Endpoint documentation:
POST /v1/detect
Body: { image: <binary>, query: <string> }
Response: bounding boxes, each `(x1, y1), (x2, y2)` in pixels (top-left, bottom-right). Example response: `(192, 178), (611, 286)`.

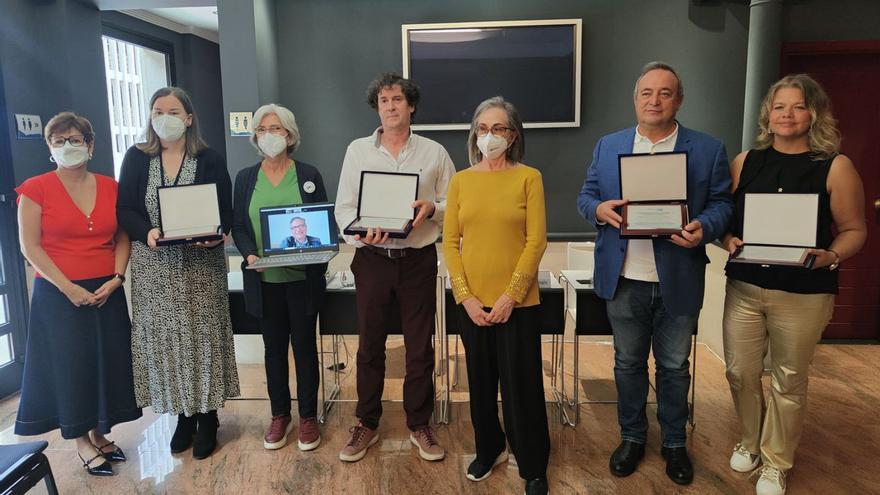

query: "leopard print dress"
(129, 154), (240, 416)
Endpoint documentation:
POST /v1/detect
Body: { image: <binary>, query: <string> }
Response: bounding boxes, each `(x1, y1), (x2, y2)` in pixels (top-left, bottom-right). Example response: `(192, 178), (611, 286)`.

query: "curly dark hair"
(365, 72), (420, 118)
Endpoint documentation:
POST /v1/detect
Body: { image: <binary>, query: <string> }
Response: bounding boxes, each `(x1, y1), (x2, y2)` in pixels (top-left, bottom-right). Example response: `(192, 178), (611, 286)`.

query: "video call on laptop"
(247, 202), (339, 269)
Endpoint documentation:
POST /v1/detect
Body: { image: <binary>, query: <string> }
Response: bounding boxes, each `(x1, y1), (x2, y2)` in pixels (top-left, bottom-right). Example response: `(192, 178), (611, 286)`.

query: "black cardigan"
(231, 160), (328, 318)
(117, 146), (233, 243)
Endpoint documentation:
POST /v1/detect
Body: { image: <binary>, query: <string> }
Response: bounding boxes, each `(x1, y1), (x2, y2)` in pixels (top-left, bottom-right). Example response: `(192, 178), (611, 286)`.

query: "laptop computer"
(247, 202), (339, 269)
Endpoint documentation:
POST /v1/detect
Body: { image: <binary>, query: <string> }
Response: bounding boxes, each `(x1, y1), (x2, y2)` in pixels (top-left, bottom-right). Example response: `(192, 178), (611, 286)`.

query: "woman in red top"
(15, 112), (141, 476)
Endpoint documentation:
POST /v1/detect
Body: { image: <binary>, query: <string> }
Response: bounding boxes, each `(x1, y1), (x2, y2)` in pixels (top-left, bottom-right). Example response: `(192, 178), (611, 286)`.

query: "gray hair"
(289, 216), (306, 226)
(251, 103), (301, 155)
(633, 61), (684, 99)
(466, 96), (525, 165)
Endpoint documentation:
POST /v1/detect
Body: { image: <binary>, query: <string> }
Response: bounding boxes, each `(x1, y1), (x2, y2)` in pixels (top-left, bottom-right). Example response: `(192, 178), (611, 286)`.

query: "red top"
(16, 171), (118, 281)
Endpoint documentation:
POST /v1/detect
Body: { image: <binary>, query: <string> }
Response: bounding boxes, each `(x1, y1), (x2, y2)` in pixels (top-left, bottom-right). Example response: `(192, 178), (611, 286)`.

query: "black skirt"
(15, 276), (142, 439)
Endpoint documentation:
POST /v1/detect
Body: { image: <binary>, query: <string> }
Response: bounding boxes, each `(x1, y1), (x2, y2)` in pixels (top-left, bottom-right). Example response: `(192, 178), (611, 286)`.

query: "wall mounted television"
(402, 19), (582, 131)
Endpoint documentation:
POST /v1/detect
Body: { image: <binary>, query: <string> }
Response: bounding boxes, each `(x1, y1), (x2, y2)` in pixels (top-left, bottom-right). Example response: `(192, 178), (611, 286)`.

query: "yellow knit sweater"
(442, 165), (547, 307)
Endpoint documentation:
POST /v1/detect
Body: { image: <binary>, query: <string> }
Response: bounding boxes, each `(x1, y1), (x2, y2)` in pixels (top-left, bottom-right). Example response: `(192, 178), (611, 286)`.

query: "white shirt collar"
(634, 122), (679, 146)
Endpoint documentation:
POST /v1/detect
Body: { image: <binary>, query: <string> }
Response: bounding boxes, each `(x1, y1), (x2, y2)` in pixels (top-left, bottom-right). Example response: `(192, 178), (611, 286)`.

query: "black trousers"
(259, 281), (319, 418)
(459, 304), (550, 480)
(351, 245), (437, 431)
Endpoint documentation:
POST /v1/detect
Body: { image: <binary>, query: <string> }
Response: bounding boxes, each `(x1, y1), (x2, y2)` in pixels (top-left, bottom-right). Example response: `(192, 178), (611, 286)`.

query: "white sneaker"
(730, 442), (761, 472)
(755, 466), (786, 495)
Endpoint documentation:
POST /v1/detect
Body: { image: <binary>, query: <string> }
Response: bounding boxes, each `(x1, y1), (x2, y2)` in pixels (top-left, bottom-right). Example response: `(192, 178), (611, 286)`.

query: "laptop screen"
(259, 202), (339, 255)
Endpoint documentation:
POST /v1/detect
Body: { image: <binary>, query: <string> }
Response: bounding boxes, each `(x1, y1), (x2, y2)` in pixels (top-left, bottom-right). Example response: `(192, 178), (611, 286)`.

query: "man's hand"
(411, 200), (435, 228)
(596, 199), (628, 229)
(670, 220), (703, 248)
(355, 227), (390, 245)
(246, 254), (265, 273)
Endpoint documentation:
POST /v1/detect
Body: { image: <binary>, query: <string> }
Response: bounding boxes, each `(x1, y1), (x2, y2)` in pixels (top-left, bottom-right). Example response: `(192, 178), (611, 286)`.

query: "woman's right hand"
(147, 228), (162, 250)
(63, 283), (97, 307)
(724, 235), (744, 255)
(246, 254), (265, 273)
(463, 297), (492, 327)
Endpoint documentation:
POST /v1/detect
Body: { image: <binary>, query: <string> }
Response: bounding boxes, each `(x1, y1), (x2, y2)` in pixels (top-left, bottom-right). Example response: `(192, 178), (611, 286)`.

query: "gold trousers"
(722, 279), (834, 471)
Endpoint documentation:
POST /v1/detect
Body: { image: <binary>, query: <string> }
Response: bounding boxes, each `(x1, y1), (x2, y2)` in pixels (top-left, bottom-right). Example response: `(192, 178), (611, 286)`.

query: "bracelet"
(113, 273), (126, 283)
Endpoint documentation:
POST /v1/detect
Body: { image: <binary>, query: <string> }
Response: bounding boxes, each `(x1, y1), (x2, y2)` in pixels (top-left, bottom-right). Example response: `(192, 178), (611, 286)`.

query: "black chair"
(0, 441), (58, 495)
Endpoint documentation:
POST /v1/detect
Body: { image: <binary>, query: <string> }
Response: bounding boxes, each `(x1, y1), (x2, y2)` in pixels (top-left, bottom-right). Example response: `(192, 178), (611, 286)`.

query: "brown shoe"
(263, 414), (293, 450)
(298, 417), (321, 451)
(338, 423), (379, 462)
(410, 425), (445, 461)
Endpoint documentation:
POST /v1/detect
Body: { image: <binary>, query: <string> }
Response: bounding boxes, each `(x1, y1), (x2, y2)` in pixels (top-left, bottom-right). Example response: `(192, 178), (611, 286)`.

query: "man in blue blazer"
(577, 62), (732, 485)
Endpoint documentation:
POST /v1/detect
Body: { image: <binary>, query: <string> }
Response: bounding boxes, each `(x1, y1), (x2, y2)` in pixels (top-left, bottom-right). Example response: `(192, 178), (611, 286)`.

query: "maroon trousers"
(350, 245), (437, 431)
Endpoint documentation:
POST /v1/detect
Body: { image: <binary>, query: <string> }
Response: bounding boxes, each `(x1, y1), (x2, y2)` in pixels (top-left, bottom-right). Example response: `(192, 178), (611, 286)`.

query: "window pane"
(0, 294), (8, 326)
(0, 334), (12, 366)
(103, 36), (169, 178)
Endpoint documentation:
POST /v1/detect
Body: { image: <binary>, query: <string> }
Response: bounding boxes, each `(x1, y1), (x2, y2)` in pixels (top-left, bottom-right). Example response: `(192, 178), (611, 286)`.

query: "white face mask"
(476, 132), (509, 160)
(151, 114), (187, 141)
(50, 143), (90, 168)
(257, 133), (288, 157)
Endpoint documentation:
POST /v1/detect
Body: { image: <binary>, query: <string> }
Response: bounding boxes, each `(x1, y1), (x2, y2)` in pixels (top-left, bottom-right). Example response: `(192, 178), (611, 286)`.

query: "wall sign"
(15, 114), (42, 140)
(229, 112), (253, 136)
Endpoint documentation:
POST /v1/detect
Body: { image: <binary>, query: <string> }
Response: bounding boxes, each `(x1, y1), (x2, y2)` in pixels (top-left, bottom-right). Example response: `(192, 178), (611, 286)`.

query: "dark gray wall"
(272, 0), (751, 236)
(1, 0), (113, 182)
(783, 0), (880, 42)
(0, 3), (225, 189)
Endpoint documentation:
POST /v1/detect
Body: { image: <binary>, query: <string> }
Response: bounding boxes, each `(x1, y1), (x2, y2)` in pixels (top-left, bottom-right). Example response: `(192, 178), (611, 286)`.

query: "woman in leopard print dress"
(117, 87), (239, 459)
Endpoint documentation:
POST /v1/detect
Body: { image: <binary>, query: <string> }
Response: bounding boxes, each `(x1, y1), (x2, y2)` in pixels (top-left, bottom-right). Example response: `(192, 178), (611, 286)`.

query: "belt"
(361, 244), (427, 259)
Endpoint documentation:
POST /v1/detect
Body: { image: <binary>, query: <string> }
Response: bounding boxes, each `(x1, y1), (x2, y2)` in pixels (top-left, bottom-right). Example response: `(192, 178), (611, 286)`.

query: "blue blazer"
(576, 125), (733, 316)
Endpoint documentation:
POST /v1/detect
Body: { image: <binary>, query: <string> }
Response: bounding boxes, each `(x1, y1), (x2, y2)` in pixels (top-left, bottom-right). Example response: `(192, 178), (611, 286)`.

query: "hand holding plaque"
(729, 193), (819, 267)
(618, 151), (689, 238)
(343, 171), (420, 239)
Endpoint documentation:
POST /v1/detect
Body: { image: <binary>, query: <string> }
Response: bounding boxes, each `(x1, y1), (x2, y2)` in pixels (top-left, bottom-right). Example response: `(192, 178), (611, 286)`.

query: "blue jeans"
(607, 277), (697, 448)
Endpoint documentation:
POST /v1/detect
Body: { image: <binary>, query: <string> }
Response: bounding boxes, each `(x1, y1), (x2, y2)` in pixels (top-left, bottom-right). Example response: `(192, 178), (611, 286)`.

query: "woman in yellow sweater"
(443, 96), (550, 495)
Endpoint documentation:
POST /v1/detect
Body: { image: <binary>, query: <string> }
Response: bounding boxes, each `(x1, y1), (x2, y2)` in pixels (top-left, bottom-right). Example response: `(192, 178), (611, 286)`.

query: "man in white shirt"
(577, 62), (733, 485)
(335, 73), (455, 464)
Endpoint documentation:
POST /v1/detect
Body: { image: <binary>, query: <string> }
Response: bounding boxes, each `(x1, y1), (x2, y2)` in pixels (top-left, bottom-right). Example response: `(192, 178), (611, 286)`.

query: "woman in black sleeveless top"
(719, 74), (866, 495)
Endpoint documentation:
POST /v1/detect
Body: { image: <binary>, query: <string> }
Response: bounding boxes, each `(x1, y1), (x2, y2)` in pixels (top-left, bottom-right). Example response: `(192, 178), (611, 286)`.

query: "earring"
(50, 155), (56, 163)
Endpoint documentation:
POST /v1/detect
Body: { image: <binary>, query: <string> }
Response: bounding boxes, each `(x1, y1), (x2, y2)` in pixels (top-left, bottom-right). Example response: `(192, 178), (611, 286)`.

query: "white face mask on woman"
(50, 142), (90, 168)
(151, 114), (187, 141)
(257, 133), (288, 157)
(476, 132), (509, 160)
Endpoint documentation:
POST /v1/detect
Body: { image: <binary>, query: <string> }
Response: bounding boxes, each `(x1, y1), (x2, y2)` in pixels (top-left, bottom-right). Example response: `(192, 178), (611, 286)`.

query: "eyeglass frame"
(254, 125), (289, 135)
(48, 135), (89, 148)
(476, 124), (515, 137)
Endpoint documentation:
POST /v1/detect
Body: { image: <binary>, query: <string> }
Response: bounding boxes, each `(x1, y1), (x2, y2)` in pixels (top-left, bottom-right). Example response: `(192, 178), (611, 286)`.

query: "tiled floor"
(1, 340), (877, 494)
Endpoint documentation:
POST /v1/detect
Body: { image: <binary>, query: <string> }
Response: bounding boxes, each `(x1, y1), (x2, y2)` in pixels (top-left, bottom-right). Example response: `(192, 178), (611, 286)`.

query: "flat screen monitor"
(402, 19), (582, 130)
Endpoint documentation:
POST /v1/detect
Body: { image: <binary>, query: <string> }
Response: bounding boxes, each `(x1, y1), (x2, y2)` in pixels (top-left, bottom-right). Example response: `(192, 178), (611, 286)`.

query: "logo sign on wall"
(15, 114), (42, 140)
(229, 112), (253, 137)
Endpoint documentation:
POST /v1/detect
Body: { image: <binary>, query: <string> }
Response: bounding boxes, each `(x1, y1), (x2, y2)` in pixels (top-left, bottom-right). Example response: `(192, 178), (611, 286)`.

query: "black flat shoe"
(78, 451), (114, 476)
(170, 413), (197, 453)
(609, 440), (645, 477)
(96, 441), (126, 462)
(661, 446), (694, 485)
(525, 477), (549, 495)
(193, 411), (219, 460)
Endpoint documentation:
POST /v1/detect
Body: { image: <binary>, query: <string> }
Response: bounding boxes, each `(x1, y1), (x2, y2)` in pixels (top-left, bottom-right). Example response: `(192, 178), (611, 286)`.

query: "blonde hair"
(755, 74), (840, 160)
(136, 87), (207, 157)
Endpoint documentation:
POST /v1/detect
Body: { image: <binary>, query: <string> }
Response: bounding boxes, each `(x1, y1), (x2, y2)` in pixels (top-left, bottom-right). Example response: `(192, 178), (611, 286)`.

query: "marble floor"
(1, 340), (878, 495)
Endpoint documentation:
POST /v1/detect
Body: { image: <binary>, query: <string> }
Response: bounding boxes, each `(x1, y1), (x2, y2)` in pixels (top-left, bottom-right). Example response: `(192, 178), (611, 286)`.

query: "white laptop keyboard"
(249, 251), (336, 269)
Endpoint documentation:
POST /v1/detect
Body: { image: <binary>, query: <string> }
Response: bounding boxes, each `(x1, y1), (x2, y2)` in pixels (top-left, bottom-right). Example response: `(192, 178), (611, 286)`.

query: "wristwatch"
(113, 272), (127, 283)
(827, 250), (840, 271)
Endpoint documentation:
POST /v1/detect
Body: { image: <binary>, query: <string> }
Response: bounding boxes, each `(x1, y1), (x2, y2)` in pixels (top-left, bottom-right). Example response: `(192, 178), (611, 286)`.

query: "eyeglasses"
(49, 135), (87, 147)
(476, 124), (514, 137)
(255, 125), (286, 135)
